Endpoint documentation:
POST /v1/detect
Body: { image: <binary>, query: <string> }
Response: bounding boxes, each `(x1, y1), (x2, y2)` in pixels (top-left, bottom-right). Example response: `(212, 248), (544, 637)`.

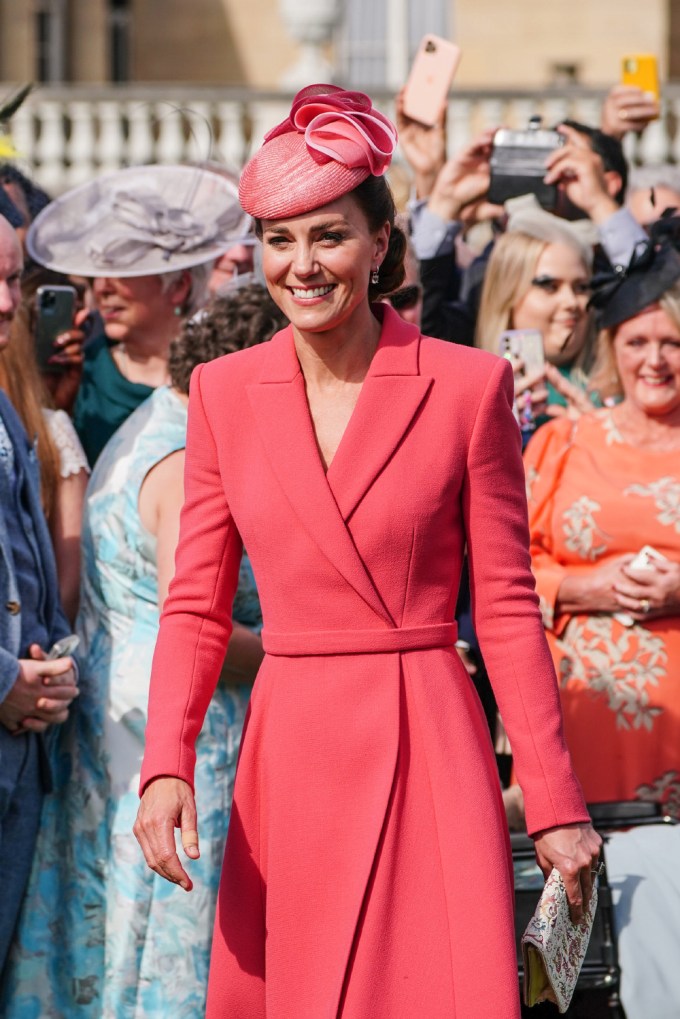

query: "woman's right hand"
(133, 776), (199, 891)
(556, 554), (636, 615)
(395, 87), (447, 198)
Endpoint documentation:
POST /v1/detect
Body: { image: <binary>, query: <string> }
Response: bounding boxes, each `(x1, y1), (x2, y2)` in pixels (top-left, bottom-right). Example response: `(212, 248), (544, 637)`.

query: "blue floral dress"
(1, 386), (261, 1018)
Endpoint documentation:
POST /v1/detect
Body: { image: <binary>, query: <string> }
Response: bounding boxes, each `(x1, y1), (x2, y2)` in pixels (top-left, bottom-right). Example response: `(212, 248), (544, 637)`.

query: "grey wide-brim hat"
(27, 164), (250, 278)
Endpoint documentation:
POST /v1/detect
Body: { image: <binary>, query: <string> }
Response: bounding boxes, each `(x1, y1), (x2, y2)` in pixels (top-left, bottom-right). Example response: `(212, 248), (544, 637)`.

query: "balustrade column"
(67, 101), (97, 187)
(35, 101), (67, 194)
(127, 102), (155, 166)
(155, 104), (186, 164)
(216, 101), (247, 170)
(97, 101), (127, 175)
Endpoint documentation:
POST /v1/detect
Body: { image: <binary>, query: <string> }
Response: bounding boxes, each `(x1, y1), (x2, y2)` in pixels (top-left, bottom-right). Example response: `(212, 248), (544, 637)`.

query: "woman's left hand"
(614, 559), (680, 621)
(533, 822), (602, 923)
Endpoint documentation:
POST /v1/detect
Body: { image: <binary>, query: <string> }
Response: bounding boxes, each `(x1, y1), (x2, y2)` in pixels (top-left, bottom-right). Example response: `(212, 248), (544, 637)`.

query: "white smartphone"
(614, 545), (668, 626)
(627, 544), (668, 573)
(46, 634), (80, 660)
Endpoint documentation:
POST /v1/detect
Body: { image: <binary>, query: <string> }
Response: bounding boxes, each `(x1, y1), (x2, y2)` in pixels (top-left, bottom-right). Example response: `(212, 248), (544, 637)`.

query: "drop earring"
(174, 306), (182, 317)
(371, 267), (380, 285)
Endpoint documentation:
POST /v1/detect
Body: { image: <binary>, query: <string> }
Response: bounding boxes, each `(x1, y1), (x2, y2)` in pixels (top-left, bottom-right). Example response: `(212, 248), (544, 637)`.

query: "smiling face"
(0, 218), (23, 350)
(613, 304), (680, 419)
(511, 241), (590, 366)
(260, 194), (389, 339)
(92, 273), (183, 346)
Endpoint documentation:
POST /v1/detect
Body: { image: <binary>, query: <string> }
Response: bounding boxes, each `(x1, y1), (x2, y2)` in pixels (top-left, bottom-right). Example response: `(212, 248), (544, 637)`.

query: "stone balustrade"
(3, 84), (680, 196)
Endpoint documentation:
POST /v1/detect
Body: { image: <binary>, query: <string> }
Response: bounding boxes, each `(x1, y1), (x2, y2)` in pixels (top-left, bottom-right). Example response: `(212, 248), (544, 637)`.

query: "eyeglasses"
(387, 284), (422, 311)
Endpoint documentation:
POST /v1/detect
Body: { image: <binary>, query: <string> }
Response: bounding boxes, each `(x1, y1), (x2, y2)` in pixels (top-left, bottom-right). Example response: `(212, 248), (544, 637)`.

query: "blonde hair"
(589, 283), (680, 400)
(475, 232), (546, 353)
(0, 301), (60, 520)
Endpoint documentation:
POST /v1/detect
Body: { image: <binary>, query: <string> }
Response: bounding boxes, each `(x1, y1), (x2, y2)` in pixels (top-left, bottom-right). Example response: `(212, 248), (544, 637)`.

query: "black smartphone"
(35, 285), (76, 373)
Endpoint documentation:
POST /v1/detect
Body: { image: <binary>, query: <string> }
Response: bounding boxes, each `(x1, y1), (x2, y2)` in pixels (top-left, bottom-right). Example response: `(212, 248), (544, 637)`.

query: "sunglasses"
(387, 284), (422, 311)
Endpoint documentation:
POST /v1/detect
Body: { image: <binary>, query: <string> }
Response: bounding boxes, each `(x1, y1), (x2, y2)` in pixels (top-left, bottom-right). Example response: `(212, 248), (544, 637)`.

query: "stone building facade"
(0, 1), (677, 91)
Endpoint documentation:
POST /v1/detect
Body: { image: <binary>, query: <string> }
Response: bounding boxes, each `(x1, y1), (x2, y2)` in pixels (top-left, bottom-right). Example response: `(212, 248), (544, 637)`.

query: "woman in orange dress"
(525, 228), (680, 817)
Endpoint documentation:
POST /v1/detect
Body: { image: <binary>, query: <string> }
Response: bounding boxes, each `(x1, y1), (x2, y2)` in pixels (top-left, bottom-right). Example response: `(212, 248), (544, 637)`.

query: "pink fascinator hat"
(239, 84), (398, 220)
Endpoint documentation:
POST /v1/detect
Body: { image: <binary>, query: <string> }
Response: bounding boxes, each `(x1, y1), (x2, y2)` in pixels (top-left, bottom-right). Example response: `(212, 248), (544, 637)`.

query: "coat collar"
(247, 306), (432, 625)
(256, 304), (421, 383)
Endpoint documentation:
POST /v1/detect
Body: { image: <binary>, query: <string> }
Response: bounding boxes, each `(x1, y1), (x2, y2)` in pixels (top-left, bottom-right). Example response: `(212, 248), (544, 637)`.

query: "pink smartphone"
(403, 35), (462, 127)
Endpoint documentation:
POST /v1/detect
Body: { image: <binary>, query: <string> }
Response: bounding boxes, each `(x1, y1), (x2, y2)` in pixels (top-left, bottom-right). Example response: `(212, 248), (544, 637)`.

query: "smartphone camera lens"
(425, 40), (436, 53)
(41, 292), (56, 311)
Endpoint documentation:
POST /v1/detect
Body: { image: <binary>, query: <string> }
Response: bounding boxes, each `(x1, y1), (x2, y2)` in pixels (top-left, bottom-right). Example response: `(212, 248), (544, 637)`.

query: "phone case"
(403, 35), (461, 127)
(35, 285), (76, 373)
(499, 329), (545, 376)
(628, 544), (668, 572)
(621, 55), (660, 101)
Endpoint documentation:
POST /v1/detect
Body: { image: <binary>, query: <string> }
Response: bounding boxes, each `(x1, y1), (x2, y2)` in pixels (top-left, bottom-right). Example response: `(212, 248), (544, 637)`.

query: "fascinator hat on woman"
(26, 164), (250, 277)
(589, 211), (680, 329)
(238, 84), (398, 220)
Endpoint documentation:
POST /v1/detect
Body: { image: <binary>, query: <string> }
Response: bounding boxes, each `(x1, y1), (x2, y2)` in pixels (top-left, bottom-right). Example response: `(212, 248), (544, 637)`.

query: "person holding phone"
(475, 198), (598, 426)
(0, 270), (90, 623)
(1, 288), (276, 1019)
(0, 213), (78, 988)
(26, 164), (250, 466)
(524, 220), (680, 819)
(134, 84), (599, 1019)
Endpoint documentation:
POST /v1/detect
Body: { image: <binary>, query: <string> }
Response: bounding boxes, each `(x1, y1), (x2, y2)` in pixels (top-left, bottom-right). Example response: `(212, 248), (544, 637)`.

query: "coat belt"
(262, 622), (458, 656)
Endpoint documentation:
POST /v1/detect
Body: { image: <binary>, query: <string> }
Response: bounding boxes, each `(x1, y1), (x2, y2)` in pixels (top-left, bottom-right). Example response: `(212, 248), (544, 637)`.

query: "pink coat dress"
(140, 306), (588, 1019)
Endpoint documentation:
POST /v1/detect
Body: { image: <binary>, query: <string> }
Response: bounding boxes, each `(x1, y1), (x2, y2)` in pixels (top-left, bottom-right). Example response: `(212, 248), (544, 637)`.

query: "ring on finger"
(640, 597), (651, 614)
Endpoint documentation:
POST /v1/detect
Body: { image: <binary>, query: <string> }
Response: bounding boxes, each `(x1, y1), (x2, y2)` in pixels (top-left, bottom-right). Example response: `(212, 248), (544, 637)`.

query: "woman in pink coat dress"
(134, 86), (601, 1018)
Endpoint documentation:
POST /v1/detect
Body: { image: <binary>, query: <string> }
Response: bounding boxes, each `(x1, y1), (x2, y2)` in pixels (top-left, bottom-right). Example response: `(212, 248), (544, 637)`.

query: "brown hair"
(169, 283), (288, 395)
(0, 298), (60, 520)
(349, 175), (406, 299)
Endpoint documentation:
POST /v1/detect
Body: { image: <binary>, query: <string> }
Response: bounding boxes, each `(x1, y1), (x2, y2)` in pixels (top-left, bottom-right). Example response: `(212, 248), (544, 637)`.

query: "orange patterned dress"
(524, 410), (680, 818)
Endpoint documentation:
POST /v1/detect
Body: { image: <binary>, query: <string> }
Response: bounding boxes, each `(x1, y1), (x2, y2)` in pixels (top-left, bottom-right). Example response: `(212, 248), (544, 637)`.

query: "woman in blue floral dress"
(1, 286), (286, 1018)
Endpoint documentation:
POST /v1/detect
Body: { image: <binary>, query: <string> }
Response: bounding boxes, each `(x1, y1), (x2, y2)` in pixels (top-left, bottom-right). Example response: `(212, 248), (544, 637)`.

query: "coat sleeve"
(139, 364), (243, 794)
(462, 357), (589, 836)
(523, 417), (576, 636)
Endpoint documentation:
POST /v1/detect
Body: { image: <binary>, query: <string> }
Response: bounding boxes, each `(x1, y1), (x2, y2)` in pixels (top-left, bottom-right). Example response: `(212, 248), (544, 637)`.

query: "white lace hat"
(27, 164), (250, 277)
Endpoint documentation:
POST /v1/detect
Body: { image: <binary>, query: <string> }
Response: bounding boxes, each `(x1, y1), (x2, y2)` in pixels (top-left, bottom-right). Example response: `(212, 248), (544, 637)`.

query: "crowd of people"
(0, 71), (677, 1019)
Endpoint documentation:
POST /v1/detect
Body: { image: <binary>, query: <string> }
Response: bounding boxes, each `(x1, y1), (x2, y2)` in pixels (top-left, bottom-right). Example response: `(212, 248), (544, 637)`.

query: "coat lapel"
(327, 308), (432, 521)
(247, 327), (393, 625)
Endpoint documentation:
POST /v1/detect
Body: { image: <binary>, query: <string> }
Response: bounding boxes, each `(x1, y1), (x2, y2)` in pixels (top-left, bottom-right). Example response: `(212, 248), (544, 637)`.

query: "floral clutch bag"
(522, 868), (598, 1013)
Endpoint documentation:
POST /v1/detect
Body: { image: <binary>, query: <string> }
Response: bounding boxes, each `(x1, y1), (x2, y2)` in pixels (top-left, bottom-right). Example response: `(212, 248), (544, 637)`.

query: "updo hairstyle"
(349, 175), (407, 300)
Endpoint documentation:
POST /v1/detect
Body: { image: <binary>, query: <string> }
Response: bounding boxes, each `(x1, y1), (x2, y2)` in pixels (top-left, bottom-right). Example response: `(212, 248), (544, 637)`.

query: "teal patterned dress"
(1, 386), (261, 1019)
